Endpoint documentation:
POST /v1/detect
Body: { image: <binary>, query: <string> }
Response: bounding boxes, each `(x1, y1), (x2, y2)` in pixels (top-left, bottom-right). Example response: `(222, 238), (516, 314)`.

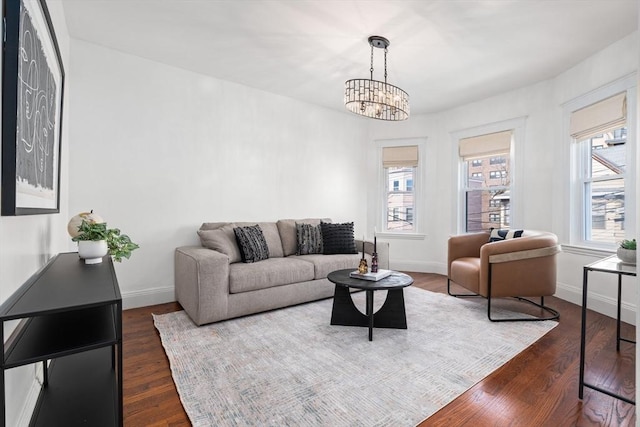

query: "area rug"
(154, 287), (557, 426)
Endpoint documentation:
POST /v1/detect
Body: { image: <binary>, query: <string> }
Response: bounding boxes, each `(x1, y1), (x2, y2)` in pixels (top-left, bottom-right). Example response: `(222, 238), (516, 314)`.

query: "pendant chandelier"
(344, 36), (410, 121)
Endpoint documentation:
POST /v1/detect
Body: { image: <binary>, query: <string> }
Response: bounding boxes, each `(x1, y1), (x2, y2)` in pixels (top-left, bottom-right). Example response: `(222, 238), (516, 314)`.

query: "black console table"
(0, 252), (123, 426)
(579, 255), (636, 405)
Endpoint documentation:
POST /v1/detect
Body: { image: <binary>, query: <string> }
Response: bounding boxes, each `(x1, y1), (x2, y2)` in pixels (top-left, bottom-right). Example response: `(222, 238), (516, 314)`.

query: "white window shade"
(570, 92), (626, 140)
(382, 145), (418, 168)
(459, 130), (512, 160)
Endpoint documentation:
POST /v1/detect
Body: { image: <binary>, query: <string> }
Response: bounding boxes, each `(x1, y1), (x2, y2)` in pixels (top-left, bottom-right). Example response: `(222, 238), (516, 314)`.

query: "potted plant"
(72, 220), (139, 264)
(617, 238), (636, 265)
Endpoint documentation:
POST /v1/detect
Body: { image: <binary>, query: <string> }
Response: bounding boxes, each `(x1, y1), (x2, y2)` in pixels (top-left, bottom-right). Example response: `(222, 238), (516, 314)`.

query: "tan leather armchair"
(447, 230), (561, 321)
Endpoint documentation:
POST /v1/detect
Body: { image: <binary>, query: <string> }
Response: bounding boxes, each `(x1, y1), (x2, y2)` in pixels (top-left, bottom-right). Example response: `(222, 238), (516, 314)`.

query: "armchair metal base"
(447, 278), (560, 322)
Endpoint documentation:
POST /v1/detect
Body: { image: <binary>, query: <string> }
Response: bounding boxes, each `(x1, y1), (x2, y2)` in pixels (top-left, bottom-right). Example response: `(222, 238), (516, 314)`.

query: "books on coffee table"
(349, 269), (392, 281)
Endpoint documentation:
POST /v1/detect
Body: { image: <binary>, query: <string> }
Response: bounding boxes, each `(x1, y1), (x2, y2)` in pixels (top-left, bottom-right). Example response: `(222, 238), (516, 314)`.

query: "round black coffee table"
(327, 269), (413, 341)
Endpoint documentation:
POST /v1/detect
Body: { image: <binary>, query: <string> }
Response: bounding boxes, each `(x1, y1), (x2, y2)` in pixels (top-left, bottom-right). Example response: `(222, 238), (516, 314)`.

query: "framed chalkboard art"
(2, 0), (64, 215)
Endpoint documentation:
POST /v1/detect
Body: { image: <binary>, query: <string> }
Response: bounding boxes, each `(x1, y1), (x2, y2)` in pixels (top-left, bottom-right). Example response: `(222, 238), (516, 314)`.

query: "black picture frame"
(1, 0), (64, 215)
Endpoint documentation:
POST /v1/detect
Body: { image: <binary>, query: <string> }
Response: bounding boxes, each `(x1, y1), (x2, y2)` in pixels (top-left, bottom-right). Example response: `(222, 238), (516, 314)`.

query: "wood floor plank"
(123, 273), (635, 426)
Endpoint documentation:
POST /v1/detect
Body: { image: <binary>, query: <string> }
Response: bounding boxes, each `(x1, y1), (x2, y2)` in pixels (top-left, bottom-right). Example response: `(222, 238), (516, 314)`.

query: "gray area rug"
(154, 287), (557, 426)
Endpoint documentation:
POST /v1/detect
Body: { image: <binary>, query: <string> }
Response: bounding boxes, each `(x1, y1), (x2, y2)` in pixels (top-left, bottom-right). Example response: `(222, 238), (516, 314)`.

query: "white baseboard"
(16, 373), (42, 427)
(390, 260), (447, 276)
(122, 286), (175, 310)
(555, 281), (636, 326)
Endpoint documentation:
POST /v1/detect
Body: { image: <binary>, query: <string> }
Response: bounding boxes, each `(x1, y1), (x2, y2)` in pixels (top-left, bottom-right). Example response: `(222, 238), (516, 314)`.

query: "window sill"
(561, 244), (614, 258)
(376, 232), (426, 240)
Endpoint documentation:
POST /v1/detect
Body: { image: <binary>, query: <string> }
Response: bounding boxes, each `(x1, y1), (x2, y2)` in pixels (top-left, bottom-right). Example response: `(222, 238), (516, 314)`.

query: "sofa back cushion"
(233, 222), (284, 258)
(234, 225), (270, 263)
(277, 218), (331, 256)
(197, 223), (242, 263)
(320, 222), (357, 255)
(201, 221), (284, 259)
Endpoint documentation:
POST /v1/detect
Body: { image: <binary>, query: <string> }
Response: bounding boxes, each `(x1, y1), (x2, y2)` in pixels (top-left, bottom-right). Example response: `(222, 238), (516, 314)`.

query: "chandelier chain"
(384, 47), (388, 83)
(370, 44), (374, 80)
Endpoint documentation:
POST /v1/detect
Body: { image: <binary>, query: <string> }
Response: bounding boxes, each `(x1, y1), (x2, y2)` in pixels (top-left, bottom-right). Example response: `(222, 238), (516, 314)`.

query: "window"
(406, 207), (414, 222)
(459, 130), (513, 232)
(406, 179), (413, 192)
(577, 126), (627, 244)
(569, 87), (635, 248)
(382, 145), (418, 232)
(471, 159), (482, 167)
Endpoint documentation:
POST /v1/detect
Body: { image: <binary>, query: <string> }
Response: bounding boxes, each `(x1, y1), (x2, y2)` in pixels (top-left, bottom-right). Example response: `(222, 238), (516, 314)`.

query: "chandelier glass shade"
(344, 36), (410, 121)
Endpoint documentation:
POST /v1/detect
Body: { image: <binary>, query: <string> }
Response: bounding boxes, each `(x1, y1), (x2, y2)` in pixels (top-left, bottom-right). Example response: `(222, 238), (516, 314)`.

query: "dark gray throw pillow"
(234, 225), (269, 263)
(296, 223), (323, 255)
(320, 222), (357, 255)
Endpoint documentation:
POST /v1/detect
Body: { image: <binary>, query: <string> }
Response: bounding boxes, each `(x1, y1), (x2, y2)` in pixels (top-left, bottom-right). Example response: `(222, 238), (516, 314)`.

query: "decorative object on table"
(67, 210), (105, 237)
(349, 269), (392, 281)
(357, 237), (368, 273)
(617, 238), (636, 265)
(69, 212), (139, 264)
(357, 259), (369, 274)
(344, 35), (409, 121)
(1, 0), (64, 216)
(371, 233), (379, 273)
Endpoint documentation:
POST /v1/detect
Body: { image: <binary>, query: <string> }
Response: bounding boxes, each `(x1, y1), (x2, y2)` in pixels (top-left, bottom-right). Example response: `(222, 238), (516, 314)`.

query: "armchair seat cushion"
(450, 257), (481, 293)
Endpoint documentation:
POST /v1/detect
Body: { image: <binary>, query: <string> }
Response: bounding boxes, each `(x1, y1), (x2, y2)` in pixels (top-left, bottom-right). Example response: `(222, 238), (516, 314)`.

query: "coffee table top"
(327, 269), (413, 291)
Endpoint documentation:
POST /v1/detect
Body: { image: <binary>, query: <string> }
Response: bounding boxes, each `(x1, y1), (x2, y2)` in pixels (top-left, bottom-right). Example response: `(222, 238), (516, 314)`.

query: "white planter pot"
(78, 240), (109, 264)
(616, 247), (636, 265)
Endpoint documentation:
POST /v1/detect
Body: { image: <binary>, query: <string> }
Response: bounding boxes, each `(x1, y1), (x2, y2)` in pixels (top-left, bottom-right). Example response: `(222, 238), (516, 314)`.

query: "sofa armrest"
(175, 246), (230, 325)
(478, 233), (559, 297)
(355, 239), (390, 270)
(480, 233), (559, 262)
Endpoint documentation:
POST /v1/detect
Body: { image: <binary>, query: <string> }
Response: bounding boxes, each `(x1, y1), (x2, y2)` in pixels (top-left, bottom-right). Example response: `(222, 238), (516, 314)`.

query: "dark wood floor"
(123, 273), (636, 426)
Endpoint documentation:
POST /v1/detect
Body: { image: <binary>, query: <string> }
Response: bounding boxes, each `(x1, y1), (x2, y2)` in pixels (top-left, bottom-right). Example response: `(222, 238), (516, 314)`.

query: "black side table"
(327, 269), (413, 341)
(579, 255), (636, 405)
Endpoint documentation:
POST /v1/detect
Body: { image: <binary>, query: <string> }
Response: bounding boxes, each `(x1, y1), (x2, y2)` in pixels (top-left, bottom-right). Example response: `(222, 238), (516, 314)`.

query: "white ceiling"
(60, 0), (638, 115)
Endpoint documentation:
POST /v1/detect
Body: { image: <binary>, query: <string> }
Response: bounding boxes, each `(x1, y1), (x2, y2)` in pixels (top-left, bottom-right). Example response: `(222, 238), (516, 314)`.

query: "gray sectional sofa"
(175, 219), (390, 326)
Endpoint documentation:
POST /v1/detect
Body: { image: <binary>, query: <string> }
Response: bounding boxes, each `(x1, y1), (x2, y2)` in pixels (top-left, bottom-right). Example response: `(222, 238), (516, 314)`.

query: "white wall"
(68, 40), (370, 308)
(368, 31), (639, 324)
(0, 2), (72, 425)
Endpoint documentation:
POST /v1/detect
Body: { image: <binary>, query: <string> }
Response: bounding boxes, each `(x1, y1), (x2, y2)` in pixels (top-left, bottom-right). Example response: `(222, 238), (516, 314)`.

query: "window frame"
(451, 117), (526, 235)
(385, 166), (416, 232)
(564, 77), (637, 251)
(375, 138), (427, 237)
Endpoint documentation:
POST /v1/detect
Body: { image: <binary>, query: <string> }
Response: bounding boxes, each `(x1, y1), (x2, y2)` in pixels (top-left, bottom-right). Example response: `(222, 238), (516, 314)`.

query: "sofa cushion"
(296, 223), (323, 255)
(197, 223), (242, 263)
(292, 254), (363, 280)
(235, 222), (284, 258)
(234, 225), (270, 263)
(320, 222), (357, 255)
(229, 258), (315, 293)
(277, 218), (330, 256)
